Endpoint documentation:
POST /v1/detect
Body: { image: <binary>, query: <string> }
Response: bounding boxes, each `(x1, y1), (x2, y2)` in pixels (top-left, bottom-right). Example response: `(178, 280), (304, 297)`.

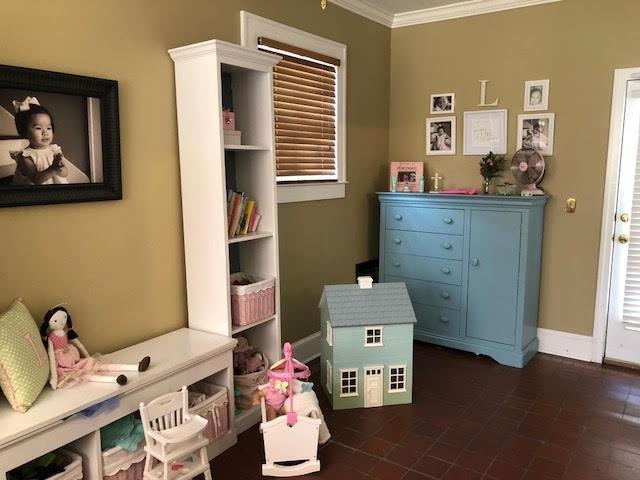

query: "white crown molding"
(392, 0), (562, 28)
(329, 0), (561, 29)
(328, 0), (394, 27)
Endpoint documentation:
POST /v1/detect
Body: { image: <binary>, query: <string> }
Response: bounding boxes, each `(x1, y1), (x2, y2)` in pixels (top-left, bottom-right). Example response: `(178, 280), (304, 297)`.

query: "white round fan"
(511, 148), (545, 196)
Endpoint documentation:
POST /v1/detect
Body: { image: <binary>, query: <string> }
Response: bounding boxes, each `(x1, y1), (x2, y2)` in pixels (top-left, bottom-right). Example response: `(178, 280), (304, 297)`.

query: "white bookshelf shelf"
(232, 315), (277, 335)
(224, 144), (271, 151)
(228, 231), (273, 244)
(235, 405), (262, 434)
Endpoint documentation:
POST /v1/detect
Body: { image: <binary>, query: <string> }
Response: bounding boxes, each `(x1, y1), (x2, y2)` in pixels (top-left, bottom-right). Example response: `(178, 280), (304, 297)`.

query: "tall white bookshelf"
(169, 40), (282, 434)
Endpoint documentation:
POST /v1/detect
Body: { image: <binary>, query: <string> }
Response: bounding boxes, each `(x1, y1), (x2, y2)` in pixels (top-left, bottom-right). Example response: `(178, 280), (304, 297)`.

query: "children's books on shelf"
(227, 190), (263, 238)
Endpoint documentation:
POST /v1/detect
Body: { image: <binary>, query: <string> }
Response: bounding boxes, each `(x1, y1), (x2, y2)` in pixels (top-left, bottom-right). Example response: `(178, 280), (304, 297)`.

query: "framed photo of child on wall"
(0, 64), (121, 207)
(517, 113), (555, 156)
(524, 79), (550, 111)
(426, 117), (456, 156)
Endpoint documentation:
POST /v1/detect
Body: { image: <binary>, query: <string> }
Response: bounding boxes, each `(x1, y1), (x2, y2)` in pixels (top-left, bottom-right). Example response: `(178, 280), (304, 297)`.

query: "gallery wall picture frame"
(463, 109), (508, 155)
(0, 64), (121, 208)
(430, 93), (455, 114)
(517, 113), (555, 156)
(426, 116), (456, 156)
(524, 79), (550, 111)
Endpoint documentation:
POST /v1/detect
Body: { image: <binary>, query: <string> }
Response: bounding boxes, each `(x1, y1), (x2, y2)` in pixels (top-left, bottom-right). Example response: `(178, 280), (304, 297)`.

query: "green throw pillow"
(0, 299), (50, 412)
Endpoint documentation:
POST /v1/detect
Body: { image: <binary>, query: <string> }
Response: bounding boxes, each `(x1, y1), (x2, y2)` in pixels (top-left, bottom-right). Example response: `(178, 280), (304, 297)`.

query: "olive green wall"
(0, 0), (390, 353)
(390, 0), (640, 337)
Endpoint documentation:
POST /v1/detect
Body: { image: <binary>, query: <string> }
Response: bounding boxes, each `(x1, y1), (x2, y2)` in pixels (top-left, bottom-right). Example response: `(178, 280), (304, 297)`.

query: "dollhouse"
(319, 277), (416, 410)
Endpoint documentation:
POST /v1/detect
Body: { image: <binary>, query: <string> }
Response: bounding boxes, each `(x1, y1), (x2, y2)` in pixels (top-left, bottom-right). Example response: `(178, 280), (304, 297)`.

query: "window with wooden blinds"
(258, 37), (340, 182)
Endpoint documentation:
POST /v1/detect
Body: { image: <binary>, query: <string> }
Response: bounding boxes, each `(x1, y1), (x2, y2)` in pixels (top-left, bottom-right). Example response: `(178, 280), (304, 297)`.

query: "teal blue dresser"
(377, 193), (548, 367)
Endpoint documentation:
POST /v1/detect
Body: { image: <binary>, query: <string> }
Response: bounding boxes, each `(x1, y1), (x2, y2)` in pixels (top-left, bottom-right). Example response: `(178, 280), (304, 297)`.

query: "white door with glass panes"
(605, 70), (640, 365)
(364, 367), (382, 408)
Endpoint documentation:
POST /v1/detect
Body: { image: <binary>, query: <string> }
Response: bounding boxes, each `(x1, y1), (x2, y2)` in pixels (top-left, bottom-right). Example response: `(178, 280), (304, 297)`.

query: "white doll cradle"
(260, 397), (321, 477)
(259, 342), (321, 477)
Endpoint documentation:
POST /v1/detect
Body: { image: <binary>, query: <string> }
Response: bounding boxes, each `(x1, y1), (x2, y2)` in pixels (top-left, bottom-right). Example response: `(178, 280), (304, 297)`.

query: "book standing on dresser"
(377, 192), (548, 368)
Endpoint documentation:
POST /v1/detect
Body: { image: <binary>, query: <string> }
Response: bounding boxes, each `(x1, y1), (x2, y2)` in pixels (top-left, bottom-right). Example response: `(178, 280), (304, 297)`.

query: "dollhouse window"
(326, 360), (333, 394)
(364, 327), (383, 347)
(389, 365), (407, 393)
(340, 369), (358, 397)
(326, 321), (333, 346)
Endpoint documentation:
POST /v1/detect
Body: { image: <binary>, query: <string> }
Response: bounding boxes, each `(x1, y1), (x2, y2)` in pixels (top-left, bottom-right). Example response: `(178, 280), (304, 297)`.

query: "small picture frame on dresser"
(390, 161), (424, 192)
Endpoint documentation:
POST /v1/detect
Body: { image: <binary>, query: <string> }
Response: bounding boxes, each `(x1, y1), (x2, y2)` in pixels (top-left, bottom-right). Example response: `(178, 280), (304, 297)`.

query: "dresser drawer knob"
(440, 292), (450, 299)
(442, 243), (452, 250)
(441, 267), (451, 274)
(439, 316), (449, 323)
(393, 238), (402, 245)
(392, 261), (401, 267)
(471, 258), (480, 267)
(394, 214), (403, 221)
(443, 217), (453, 224)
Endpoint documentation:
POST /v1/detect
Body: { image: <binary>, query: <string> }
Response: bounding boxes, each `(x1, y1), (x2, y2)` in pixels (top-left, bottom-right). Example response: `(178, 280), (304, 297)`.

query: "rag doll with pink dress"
(40, 305), (151, 389)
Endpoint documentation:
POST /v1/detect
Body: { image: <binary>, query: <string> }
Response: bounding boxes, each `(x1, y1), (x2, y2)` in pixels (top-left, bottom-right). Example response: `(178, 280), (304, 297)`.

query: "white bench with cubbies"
(0, 329), (236, 480)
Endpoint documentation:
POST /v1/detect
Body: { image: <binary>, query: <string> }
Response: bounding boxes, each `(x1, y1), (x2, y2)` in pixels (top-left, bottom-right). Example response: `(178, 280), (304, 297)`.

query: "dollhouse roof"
(320, 282), (417, 327)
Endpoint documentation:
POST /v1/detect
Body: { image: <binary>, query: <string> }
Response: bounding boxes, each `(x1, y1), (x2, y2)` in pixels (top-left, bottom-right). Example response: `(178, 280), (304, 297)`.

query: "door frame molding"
(593, 67), (640, 363)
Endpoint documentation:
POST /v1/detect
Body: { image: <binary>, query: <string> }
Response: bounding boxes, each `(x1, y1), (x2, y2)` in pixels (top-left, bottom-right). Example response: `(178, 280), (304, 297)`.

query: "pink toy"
(40, 305), (151, 389)
(267, 342), (310, 426)
(439, 188), (479, 195)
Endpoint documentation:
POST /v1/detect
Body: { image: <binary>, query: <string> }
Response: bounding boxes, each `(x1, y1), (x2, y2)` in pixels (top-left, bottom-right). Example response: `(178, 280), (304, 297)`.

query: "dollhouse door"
(364, 367), (383, 408)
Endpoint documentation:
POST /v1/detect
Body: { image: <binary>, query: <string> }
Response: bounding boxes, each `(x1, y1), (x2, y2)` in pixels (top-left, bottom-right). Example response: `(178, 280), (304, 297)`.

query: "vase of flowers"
(479, 151), (505, 194)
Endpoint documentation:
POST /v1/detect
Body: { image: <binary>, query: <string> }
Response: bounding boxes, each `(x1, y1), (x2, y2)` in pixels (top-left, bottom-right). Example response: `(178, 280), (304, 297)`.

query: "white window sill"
(364, 343), (383, 348)
(389, 389), (407, 394)
(340, 392), (359, 398)
(277, 181), (346, 204)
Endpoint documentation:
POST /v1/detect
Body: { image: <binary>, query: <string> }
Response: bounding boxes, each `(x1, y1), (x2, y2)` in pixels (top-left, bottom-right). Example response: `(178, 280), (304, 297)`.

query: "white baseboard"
(292, 331), (321, 364)
(291, 328), (595, 364)
(537, 327), (593, 362)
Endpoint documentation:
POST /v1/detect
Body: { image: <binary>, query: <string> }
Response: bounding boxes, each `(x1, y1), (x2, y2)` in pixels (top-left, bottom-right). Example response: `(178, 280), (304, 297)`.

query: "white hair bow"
(12, 96), (40, 113)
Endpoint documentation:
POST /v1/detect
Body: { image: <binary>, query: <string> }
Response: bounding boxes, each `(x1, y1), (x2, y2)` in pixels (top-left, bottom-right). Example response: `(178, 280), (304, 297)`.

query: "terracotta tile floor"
(211, 342), (640, 479)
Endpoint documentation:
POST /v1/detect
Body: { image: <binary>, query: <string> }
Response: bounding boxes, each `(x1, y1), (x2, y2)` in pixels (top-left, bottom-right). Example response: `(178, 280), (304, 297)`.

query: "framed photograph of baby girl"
(0, 64), (121, 207)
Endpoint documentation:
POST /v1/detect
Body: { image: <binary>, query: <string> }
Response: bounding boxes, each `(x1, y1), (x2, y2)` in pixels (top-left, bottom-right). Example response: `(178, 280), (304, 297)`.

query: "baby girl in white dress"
(10, 96), (69, 185)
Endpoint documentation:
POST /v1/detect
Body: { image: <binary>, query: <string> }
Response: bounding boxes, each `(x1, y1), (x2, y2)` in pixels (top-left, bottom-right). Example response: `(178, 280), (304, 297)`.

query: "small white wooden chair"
(139, 386), (212, 480)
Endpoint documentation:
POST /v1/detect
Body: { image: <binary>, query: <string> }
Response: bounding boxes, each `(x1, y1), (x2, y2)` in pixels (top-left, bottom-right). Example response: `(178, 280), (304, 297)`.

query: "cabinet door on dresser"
(467, 210), (522, 346)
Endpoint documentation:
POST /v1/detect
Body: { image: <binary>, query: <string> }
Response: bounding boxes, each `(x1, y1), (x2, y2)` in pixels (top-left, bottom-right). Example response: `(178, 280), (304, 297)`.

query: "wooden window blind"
(258, 37), (339, 182)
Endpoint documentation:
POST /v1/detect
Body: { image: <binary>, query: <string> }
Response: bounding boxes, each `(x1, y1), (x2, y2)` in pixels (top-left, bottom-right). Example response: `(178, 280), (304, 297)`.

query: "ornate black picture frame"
(0, 64), (121, 207)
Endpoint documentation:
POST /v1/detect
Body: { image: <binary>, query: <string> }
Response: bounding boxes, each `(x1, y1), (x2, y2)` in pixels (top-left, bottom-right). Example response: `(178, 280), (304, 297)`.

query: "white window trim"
(388, 364), (407, 393)
(339, 368), (359, 398)
(240, 11), (347, 203)
(326, 360), (333, 394)
(364, 326), (384, 347)
(326, 321), (333, 346)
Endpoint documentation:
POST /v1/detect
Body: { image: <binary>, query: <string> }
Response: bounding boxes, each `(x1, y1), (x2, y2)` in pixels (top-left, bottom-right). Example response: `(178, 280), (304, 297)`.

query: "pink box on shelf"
(230, 273), (276, 326)
(223, 111), (236, 131)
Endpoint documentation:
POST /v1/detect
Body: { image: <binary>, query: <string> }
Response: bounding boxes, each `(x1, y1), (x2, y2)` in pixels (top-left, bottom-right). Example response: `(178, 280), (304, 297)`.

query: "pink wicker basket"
(230, 273), (275, 326)
(190, 382), (230, 443)
(102, 446), (145, 480)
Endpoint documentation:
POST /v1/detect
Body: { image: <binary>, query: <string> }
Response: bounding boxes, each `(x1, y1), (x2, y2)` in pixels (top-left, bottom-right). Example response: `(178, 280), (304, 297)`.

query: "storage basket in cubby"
(230, 273), (275, 326)
(45, 450), (83, 480)
(102, 445), (145, 480)
(189, 382), (229, 443)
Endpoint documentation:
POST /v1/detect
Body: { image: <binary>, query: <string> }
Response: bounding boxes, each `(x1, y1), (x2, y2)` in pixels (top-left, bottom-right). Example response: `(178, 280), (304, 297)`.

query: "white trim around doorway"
(592, 67), (640, 364)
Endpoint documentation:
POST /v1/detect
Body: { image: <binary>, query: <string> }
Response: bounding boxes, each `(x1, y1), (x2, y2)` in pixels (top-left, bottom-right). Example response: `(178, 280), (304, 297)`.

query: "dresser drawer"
(386, 206), (464, 235)
(387, 275), (462, 309)
(385, 230), (463, 260)
(385, 254), (462, 285)
(413, 304), (460, 336)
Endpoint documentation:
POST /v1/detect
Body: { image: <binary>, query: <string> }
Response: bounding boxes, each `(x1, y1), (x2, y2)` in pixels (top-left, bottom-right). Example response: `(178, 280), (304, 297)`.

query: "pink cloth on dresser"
(49, 333), (98, 387)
